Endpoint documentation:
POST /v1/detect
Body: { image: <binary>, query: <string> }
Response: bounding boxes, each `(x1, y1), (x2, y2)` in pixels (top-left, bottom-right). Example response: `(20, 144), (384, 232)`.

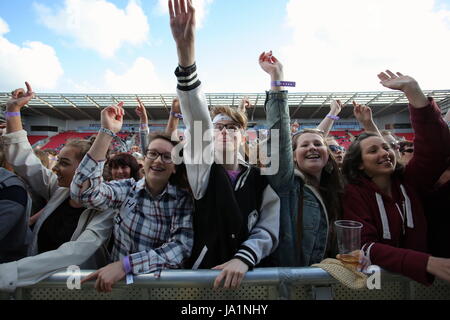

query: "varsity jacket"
(174, 63), (280, 269)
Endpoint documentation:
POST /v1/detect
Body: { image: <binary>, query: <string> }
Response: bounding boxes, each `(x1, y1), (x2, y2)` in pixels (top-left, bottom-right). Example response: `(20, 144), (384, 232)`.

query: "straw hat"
(312, 258), (368, 290)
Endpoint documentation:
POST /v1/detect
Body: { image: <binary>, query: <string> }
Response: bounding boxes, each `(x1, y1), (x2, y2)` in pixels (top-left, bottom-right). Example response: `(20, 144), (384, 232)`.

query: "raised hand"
(135, 98), (148, 124)
(378, 70), (428, 109)
(330, 99), (343, 116)
(377, 70), (419, 92)
(258, 51), (283, 79)
(6, 82), (35, 112)
(101, 102), (124, 134)
(239, 96), (251, 112)
(171, 97), (181, 114)
(169, 0), (196, 67)
(352, 101), (373, 124)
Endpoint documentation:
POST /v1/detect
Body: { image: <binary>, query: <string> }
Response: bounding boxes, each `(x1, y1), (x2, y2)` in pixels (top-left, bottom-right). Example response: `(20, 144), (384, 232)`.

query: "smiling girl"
(342, 70), (450, 285)
(0, 82), (114, 291)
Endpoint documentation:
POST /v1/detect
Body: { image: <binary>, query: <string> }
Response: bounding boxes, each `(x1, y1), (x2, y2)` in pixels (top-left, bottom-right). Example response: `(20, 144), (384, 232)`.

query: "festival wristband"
(122, 256), (132, 274)
(4, 111), (20, 118)
(171, 111), (183, 119)
(122, 256), (134, 285)
(140, 123), (149, 129)
(271, 81), (296, 87)
(327, 114), (340, 121)
(99, 127), (116, 138)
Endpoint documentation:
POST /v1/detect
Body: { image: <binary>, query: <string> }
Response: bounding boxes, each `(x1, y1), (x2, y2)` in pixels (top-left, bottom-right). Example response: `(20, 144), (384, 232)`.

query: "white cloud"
(158, 0), (213, 29)
(35, 0), (150, 58)
(104, 57), (170, 93)
(280, 0), (450, 91)
(0, 17), (9, 35)
(0, 17), (63, 91)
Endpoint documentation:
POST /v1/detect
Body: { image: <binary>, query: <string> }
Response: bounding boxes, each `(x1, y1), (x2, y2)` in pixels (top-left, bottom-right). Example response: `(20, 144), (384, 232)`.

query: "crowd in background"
(1, 0), (450, 294)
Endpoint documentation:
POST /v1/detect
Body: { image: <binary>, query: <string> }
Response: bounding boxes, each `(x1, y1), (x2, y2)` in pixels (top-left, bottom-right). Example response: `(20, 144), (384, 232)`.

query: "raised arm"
(135, 98), (149, 152)
(259, 51), (294, 191)
(169, 0), (213, 200)
(165, 98), (182, 138)
(3, 82), (58, 200)
(378, 70), (450, 193)
(352, 101), (381, 136)
(317, 100), (343, 136)
(5, 82), (34, 134)
(169, 0), (195, 68)
(70, 103), (131, 210)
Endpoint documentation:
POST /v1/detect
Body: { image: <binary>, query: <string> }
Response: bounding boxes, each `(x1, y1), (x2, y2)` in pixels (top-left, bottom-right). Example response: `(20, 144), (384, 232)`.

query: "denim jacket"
(264, 91), (329, 266)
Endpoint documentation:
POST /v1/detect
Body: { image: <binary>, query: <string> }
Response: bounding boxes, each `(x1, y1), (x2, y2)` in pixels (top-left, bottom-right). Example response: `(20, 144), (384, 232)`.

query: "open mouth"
(305, 154), (320, 160)
(150, 166), (165, 173)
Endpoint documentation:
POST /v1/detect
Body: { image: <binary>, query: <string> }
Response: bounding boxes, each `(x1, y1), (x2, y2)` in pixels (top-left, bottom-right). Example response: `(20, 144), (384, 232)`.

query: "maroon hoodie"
(343, 98), (450, 285)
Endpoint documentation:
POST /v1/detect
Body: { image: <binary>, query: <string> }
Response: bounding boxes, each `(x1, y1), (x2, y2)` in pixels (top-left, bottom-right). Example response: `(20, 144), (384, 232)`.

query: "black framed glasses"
(145, 150), (173, 164)
(213, 123), (241, 131)
(329, 145), (345, 152)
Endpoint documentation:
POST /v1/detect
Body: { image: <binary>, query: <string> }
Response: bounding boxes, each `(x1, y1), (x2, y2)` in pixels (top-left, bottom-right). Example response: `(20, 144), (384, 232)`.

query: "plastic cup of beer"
(334, 220), (363, 270)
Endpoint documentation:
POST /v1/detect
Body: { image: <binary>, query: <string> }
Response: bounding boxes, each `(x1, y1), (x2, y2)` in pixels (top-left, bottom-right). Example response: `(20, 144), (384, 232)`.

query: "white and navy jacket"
(175, 63), (280, 269)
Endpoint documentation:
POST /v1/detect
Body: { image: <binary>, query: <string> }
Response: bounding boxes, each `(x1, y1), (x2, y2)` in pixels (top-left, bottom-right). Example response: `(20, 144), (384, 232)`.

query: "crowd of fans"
(1, 0), (449, 294)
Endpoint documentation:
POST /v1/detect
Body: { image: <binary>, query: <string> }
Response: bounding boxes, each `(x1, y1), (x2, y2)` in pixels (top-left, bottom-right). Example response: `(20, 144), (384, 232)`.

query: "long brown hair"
(342, 132), (404, 185)
(292, 129), (344, 222)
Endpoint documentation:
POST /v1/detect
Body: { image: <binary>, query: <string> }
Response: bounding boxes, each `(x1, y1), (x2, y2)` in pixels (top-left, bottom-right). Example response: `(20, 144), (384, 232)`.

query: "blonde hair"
(65, 139), (92, 162)
(210, 106), (248, 129)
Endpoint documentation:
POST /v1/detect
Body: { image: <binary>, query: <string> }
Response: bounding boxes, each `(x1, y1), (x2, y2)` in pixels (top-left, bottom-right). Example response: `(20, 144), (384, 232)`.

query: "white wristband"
(99, 127), (116, 138)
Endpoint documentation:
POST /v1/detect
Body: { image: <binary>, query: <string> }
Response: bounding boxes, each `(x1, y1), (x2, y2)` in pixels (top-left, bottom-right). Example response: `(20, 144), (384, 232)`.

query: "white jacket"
(0, 130), (114, 292)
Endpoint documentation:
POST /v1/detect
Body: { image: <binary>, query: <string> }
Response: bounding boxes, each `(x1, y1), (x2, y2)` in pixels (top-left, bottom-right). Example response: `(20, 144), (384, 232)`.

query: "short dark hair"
(107, 152), (141, 181)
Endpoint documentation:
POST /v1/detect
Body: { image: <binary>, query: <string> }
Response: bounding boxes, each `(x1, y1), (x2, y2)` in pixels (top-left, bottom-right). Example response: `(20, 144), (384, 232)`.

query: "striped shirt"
(71, 153), (194, 276)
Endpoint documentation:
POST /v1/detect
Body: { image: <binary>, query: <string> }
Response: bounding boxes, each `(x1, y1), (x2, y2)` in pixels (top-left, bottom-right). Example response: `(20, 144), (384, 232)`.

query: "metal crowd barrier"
(1, 267), (450, 300)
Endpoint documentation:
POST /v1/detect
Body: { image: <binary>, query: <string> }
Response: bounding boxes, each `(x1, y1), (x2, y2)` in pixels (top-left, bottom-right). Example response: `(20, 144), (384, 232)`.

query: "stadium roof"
(1, 90), (449, 121)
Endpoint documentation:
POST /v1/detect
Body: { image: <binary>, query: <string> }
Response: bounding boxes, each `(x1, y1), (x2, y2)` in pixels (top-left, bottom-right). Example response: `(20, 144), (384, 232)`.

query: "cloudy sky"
(0, 0), (449, 94)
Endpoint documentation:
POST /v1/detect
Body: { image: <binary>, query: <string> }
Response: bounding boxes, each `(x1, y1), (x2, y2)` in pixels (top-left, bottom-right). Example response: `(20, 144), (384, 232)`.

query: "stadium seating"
(396, 133), (415, 141)
(40, 131), (132, 151)
(27, 135), (48, 146)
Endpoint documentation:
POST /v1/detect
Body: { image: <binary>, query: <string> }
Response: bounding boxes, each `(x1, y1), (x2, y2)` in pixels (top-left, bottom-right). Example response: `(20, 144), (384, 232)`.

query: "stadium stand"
(27, 135), (48, 146)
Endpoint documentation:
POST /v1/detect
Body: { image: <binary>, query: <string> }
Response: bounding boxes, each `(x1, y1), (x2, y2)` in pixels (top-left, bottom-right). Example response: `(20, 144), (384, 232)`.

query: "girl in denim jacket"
(260, 52), (343, 266)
